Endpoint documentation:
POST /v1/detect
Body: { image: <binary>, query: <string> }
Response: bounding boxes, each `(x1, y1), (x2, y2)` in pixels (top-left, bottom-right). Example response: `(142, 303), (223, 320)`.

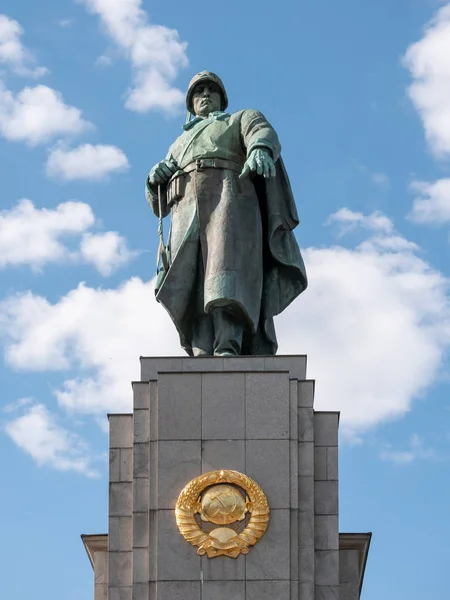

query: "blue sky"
(1, 0), (450, 598)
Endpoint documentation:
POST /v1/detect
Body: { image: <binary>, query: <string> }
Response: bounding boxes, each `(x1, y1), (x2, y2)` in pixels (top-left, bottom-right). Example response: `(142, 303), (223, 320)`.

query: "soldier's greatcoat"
(146, 109), (307, 355)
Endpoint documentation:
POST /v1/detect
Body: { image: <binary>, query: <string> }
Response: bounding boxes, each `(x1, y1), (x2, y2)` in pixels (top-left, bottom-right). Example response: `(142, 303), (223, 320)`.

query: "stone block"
(133, 547), (149, 583)
(149, 381), (158, 441)
(133, 443), (150, 479)
(109, 415), (133, 449)
(202, 440), (245, 473)
(339, 582), (358, 600)
(245, 372), (289, 439)
(327, 447), (338, 481)
(246, 440), (290, 508)
(298, 380), (315, 408)
(109, 587), (132, 600)
(134, 410), (150, 444)
(182, 357), (224, 372)
(156, 581), (200, 600)
(315, 550), (339, 586)
(314, 516), (339, 551)
(298, 442), (314, 478)
(201, 554), (245, 580)
(120, 449), (133, 482)
(298, 509), (314, 548)
(153, 510), (201, 580)
(298, 476), (314, 513)
(339, 549), (360, 583)
(246, 580), (290, 600)
(109, 516), (132, 551)
(201, 581), (245, 600)
(264, 355), (306, 379)
(133, 382), (150, 409)
(289, 380), (298, 439)
(246, 509), (290, 579)
(298, 408), (314, 442)
(132, 583), (149, 600)
(315, 586), (340, 600)
(158, 373), (201, 440)
(290, 441), (299, 507)
(314, 413), (339, 447)
(155, 440), (201, 509)
(133, 512), (149, 548)
(298, 545), (314, 584)
(201, 373), (245, 439)
(148, 511), (157, 581)
(133, 478), (149, 512)
(110, 448), (120, 482)
(290, 510), (299, 580)
(315, 481), (338, 516)
(223, 356), (266, 371)
(109, 552), (132, 586)
(140, 357), (183, 380)
(94, 550), (108, 584)
(109, 483), (132, 517)
(290, 580), (299, 600)
(95, 583), (107, 600)
(314, 447), (327, 481)
(298, 582), (314, 600)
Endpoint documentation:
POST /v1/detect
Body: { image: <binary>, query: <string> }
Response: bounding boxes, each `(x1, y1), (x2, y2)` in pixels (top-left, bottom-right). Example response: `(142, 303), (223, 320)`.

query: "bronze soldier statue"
(146, 71), (307, 357)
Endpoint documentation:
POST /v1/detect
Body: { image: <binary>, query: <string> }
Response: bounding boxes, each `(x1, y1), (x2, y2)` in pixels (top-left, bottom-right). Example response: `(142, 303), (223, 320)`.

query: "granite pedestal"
(82, 355), (371, 600)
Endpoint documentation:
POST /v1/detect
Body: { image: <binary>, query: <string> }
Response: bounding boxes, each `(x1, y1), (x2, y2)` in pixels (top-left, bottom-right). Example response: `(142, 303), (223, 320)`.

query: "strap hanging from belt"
(156, 185), (169, 273)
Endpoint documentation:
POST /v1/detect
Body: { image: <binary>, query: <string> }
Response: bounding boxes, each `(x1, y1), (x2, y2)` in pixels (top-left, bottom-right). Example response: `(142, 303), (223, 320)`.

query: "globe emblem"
(200, 484), (247, 525)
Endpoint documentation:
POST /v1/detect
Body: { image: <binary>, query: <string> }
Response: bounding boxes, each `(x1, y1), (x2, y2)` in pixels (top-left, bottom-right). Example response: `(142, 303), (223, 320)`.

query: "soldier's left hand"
(240, 148), (276, 179)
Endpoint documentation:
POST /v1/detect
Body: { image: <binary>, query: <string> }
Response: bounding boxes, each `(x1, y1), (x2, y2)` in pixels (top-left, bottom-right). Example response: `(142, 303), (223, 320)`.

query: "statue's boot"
(212, 308), (243, 357)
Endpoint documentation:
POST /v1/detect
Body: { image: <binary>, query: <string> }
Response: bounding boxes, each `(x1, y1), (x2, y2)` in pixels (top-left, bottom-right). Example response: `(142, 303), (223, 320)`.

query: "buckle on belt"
(195, 158), (215, 171)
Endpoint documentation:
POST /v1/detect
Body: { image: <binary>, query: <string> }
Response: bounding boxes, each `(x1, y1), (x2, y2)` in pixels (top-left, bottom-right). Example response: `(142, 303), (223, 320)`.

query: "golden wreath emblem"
(175, 469), (270, 558)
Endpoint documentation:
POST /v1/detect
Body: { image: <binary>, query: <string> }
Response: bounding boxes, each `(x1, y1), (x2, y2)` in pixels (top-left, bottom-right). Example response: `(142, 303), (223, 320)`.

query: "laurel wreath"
(175, 470), (270, 557)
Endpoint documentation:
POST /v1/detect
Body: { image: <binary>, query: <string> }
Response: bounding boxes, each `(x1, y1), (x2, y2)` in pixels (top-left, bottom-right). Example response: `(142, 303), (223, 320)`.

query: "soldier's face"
(192, 82), (222, 117)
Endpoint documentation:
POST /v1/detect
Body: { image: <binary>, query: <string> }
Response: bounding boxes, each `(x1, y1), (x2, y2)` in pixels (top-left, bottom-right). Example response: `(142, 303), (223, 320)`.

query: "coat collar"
(183, 111), (230, 131)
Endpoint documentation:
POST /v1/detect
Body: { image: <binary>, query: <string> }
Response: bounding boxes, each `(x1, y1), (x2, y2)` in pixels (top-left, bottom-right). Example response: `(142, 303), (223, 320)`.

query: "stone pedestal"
(82, 355), (371, 600)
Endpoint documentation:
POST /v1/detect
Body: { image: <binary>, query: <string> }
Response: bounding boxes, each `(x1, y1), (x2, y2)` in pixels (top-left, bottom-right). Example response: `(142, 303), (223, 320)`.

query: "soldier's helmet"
(186, 71), (228, 114)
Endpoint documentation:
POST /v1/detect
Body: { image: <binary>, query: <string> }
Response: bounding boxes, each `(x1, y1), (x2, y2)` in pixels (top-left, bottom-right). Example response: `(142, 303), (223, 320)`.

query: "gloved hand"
(148, 158), (179, 186)
(240, 148), (276, 179)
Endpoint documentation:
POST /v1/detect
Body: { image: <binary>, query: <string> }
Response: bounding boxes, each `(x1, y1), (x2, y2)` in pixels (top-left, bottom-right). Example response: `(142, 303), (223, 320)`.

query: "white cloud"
(80, 231), (138, 276)
(0, 83), (91, 145)
(0, 199), (94, 269)
(276, 210), (450, 438)
(0, 278), (179, 413)
(46, 143), (129, 181)
(58, 19), (73, 28)
(380, 434), (441, 466)
(409, 178), (450, 224)
(352, 162), (391, 189)
(327, 207), (394, 235)
(0, 14), (48, 77)
(0, 199), (136, 275)
(3, 397), (33, 414)
(78, 0), (188, 113)
(371, 172), (391, 189)
(4, 403), (98, 476)
(0, 210), (449, 440)
(403, 4), (450, 158)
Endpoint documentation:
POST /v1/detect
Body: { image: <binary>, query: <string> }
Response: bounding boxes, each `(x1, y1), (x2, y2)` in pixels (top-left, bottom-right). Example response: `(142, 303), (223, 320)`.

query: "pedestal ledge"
(339, 532), (372, 594)
(81, 534), (108, 570)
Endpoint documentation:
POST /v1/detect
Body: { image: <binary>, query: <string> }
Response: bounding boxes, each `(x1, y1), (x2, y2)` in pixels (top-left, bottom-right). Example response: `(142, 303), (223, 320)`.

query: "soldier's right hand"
(148, 159), (178, 186)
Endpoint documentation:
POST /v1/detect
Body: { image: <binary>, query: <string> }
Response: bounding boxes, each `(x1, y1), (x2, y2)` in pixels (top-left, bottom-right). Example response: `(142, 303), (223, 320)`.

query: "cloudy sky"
(1, 0), (450, 598)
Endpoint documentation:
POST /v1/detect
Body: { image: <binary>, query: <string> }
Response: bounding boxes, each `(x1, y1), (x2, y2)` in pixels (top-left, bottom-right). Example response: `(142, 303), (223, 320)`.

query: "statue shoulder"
(232, 108), (265, 120)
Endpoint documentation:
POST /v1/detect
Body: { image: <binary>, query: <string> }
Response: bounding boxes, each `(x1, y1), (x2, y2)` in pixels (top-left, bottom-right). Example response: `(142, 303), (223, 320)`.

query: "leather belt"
(183, 157), (243, 174)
